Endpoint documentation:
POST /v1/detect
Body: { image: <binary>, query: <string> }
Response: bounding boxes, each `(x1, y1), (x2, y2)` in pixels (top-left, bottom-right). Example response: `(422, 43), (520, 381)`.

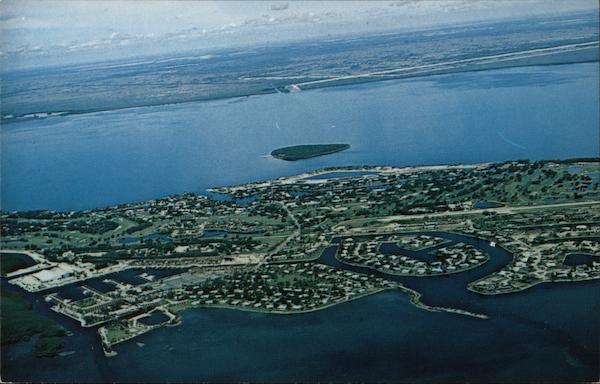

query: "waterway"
(2, 278), (598, 383)
(563, 253), (599, 266)
(2, 230), (599, 382)
(322, 232), (513, 313)
(1, 62), (598, 212)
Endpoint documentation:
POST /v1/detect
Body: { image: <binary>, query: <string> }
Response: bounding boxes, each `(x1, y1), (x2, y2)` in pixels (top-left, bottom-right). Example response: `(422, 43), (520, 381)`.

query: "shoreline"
(336, 253), (489, 278)
(180, 286), (392, 316)
(208, 163), (488, 194)
(288, 41), (598, 91)
(174, 283), (488, 320)
(397, 284), (488, 319)
(4, 157), (597, 214)
(467, 274), (600, 296)
(99, 284), (490, 356)
(3, 44), (598, 126)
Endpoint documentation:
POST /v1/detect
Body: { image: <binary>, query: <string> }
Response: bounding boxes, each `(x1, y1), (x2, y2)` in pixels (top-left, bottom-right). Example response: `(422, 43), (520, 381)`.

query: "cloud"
(1, 0), (597, 70)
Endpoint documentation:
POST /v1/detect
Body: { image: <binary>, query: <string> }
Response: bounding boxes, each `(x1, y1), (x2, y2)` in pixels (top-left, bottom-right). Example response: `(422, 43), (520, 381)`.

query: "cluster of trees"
(1, 290), (66, 357)
(65, 219), (119, 234)
(1, 217), (119, 237)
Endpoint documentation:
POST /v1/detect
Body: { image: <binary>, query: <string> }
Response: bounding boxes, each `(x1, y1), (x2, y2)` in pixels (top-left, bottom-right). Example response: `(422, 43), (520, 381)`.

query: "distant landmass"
(3, 11), (597, 124)
(271, 144), (350, 161)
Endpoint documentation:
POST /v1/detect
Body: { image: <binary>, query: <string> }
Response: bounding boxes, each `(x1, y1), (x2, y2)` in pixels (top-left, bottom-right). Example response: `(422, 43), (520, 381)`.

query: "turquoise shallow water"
(1, 62), (598, 211)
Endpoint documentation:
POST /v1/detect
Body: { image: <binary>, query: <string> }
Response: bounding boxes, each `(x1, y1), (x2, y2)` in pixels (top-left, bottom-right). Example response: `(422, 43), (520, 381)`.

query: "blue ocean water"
(1, 62), (598, 212)
(2, 279), (598, 383)
(1, 62), (599, 382)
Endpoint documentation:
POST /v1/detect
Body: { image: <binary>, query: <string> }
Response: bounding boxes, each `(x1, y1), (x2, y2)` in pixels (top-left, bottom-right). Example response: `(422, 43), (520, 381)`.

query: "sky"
(0, 0), (597, 70)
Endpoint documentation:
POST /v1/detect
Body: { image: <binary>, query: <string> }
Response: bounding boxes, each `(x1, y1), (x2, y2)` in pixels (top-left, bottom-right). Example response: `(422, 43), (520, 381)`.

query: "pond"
(0, 252), (37, 276)
(473, 200), (504, 209)
(563, 253), (599, 267)
(138, 311), (171, 326)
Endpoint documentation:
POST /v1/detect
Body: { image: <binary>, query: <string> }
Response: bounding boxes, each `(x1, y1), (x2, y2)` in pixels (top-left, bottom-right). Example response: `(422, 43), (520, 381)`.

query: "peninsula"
(271, 144), (350, 161)
(2, 158), (599, 355)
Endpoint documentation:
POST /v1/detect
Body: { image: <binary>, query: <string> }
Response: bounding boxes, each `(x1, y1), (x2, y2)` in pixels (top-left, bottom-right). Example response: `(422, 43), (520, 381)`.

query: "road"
(288, 41), (598, 90)
(262, 202), (302, 265)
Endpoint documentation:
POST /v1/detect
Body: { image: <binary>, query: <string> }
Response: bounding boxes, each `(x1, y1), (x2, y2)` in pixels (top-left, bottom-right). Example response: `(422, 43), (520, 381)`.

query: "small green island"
(271, 144), (350, 161)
